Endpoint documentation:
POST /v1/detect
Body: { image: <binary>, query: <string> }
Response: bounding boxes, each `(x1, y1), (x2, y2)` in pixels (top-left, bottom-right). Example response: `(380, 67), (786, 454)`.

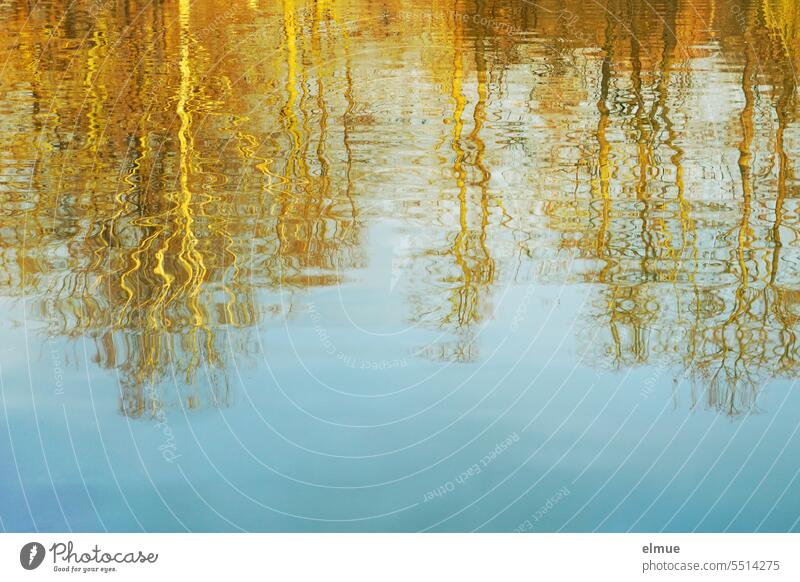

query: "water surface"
(1, 0), (800, 531)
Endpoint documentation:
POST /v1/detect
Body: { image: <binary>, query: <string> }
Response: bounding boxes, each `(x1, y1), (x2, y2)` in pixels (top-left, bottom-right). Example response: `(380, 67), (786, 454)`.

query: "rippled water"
(1, 0), (800, 531)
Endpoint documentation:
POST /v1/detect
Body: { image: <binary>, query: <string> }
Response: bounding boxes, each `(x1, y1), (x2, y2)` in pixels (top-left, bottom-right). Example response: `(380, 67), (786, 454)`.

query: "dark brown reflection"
(1, 0), (799, 416)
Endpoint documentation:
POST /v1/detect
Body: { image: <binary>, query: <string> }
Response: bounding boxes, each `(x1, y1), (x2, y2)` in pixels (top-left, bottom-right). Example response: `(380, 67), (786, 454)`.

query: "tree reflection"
(1, 0), (799, 416)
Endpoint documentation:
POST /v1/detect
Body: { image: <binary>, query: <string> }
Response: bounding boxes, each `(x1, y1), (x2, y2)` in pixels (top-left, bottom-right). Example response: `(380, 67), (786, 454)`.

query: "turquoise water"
(3, 278), (799, 531)
(2, 0), (800, 532)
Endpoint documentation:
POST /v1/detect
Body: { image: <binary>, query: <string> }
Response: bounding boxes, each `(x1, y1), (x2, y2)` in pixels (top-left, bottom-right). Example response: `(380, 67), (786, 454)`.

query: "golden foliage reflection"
(2, 0), (800, 416)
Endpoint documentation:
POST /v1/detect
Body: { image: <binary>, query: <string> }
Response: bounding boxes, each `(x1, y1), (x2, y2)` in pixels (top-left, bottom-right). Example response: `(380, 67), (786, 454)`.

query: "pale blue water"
(2, 276), (799, 532)
(2, 0), (800, 533)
